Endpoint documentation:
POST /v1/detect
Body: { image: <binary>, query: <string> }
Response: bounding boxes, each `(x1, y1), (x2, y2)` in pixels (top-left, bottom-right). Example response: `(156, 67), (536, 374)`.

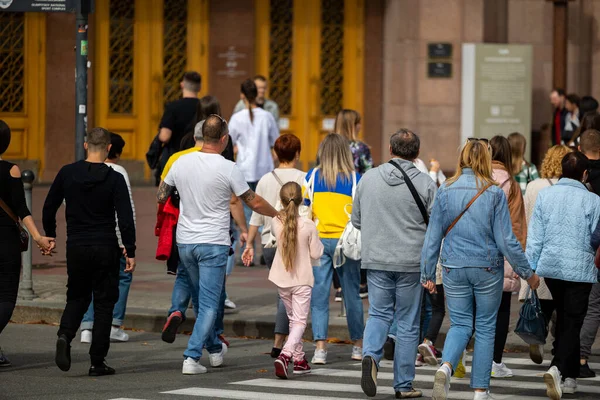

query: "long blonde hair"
(317, 133), (355, 189)
(278, 182), (303, 272)
(334, 109), (361, 141)
(446, 140), (496, 188)
(507, 132), (527, 175)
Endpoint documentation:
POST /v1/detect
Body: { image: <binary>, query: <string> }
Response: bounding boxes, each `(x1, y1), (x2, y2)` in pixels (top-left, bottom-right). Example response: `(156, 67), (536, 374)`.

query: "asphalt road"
(2, 323), (600, 400)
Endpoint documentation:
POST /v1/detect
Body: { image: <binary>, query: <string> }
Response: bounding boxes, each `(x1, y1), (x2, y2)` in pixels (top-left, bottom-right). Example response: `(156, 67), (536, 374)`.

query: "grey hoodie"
(351, 158), (437, 272)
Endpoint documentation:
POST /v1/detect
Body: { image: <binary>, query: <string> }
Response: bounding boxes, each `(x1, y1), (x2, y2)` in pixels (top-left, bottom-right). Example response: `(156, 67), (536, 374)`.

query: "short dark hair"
(107, 132), (125, 160)
(254, 75), (267, 82)
(561, 151), (589, 181)
(202, 114), (229, 144)
(552, 88), (566, 97)
(580, 96), (599, 116)
(390, 129), (420, 160)
(566, 94), (580, 108)
(86, 127), (111, 150)
(490, 135), (513, 169)
(182, 71), (202, 92)
(0, 120), (10, 156)
(580, 129), (600, 154)
(274, 134), (301, 163)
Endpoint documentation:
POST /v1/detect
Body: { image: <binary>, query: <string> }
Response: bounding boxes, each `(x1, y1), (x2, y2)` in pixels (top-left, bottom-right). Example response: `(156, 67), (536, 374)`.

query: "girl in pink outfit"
(244, 182), (323, 379)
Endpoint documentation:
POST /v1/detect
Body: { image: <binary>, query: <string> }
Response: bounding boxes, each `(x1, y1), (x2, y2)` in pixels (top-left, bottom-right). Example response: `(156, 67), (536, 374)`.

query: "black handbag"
(0, 197), (29, 252)
(146, 134), (164, 169)
(515, 288), (548, 345)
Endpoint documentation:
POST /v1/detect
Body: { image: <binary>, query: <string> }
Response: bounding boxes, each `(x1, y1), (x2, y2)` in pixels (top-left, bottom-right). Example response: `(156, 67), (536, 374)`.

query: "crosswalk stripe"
(370, 358), (600, 371)
(161, 387), (349, 400)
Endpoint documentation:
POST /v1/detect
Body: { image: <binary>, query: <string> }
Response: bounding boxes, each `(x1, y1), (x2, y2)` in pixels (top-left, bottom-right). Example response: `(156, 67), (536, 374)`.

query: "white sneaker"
(473, 390), (492, 400)
(110, 327), (129, 342)
(209, 342), (228, 367)
(351, 346), (363, 361)
(80, 330), (92, 344)
(182, 357), (207, 375)
(491, 362), (513, 378)
(224, 298), (236, 310)
(562, 377), (577, 394)
(432, 363), (451, 400)
(312, 349), (327, 365)
(543, 366), (563, 400)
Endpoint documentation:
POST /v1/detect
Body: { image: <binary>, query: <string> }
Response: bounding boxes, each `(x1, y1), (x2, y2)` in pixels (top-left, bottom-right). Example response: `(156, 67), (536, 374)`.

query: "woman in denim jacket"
(421, 139), (539, 400)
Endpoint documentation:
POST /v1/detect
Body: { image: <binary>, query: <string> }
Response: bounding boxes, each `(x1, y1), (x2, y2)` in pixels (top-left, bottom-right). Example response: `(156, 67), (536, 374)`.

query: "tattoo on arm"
(239, 189), (256, 204)
(157, 182), (174, 204)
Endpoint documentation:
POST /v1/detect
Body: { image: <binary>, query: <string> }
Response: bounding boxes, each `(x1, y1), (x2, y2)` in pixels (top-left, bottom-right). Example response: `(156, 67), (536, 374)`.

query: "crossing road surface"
(3, 324), (600, 399)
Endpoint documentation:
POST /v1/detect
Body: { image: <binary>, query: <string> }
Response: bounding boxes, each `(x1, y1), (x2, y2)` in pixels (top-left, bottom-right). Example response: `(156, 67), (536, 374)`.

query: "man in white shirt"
(158, 115), (277, 375)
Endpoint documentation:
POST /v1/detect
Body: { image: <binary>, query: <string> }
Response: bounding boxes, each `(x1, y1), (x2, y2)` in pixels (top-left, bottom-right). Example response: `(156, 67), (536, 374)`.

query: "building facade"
(1, 0), (600, 182)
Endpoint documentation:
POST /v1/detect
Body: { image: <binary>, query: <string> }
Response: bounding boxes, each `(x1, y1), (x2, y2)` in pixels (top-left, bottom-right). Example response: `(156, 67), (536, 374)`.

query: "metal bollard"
(19, 170), (37, 300)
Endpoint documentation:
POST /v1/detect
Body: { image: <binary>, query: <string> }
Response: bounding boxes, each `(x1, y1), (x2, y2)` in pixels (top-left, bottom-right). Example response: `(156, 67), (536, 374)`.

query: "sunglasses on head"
(467, 137), (489, 144)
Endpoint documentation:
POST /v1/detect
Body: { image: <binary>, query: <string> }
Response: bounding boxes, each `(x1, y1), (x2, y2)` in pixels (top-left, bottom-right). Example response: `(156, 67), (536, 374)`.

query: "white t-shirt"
(249, 168), (306, 244)
(105, 162), (136, 248)
(229, 107), (279, 182)
(164, 152), (250, 245)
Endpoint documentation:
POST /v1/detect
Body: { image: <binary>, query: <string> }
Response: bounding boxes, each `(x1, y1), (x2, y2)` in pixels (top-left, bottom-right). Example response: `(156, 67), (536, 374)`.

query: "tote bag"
(515, 288), (548, 345)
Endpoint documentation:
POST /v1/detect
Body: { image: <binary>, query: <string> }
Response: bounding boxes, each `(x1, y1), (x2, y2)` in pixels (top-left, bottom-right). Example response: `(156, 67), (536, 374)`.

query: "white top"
(413, 158), (447, 185)
(105, 162), (136, 248)
(249, 168), (307, 244)
(229, 107), (279, 182)
(164, 152), (250, 245)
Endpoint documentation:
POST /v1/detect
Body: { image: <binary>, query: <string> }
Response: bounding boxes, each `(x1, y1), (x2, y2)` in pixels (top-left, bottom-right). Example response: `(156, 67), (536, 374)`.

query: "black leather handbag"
(515, 288), (548, 345)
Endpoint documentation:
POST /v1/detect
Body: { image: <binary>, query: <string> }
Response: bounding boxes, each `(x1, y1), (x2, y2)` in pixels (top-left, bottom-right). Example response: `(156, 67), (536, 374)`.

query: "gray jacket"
(351, 158), (437, 273)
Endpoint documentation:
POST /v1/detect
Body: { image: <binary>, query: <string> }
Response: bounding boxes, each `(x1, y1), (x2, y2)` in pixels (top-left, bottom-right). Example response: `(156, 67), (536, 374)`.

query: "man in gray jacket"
(352, 129), (437, 399)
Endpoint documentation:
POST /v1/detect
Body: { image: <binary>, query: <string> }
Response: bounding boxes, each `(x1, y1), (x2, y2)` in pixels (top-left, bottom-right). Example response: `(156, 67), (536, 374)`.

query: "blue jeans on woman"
(311, 238), (364, 341)
(81, 256), (131, 330)
(442, 266), (503, 390)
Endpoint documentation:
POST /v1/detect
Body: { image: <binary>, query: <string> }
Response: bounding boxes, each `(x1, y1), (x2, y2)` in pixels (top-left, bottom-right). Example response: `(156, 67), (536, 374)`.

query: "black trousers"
(422, 284), (446, 344)
(545, 278), (593, 379)
(493, 291), (512, 363)
(0, 226), (21, 335)
(58, 245), (120, 365)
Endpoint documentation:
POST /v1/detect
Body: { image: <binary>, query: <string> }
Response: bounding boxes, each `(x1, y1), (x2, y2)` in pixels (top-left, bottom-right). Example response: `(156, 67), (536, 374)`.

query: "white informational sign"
(279, 117), (290, 131)
(322, 118), (335, 131)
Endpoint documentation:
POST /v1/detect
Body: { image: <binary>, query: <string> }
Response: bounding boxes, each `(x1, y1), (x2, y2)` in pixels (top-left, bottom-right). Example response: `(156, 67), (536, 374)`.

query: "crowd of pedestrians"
(2, 73), (600, 400)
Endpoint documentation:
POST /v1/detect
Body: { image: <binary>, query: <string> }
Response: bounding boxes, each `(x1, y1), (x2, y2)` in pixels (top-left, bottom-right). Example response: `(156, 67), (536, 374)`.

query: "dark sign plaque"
(428, 62), (452, 78)
(428, 43), (453, 59)
(0, 0), (94, 13)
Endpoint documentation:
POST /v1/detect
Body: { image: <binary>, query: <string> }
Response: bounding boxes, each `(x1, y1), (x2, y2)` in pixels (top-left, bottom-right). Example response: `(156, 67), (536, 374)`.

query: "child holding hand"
(243, 182), (323, 379)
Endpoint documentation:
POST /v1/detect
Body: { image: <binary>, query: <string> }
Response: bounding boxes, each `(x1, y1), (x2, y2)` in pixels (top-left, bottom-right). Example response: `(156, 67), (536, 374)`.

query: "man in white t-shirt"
(158, 115), (277, 375)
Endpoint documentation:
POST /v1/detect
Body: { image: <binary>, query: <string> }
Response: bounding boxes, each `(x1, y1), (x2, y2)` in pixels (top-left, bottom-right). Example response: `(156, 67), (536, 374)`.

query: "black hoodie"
(43, 160), (136, 257)
(588, 159), (600, 197)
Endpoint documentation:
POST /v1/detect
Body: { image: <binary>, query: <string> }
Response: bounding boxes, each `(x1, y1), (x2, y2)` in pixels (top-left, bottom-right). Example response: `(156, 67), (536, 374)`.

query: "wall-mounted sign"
(428, 62), (452, 78)
(322, 118), (335, 131)
(428, 43), (453, 59)
(279, 117), (290, 131)
(0, 0), (94, 12)
(216, 46), (247, 79)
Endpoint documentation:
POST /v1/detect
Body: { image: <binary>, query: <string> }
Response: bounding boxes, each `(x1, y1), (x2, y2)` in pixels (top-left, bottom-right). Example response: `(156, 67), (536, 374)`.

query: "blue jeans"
(311, 238), (364, 341)
(442, 266), (503, 389)
(81, 256), (132, 330)
(226, 218), (238, 277)
(363, 270), (421, 392)
(178, 243), (229, 360)
(167, 262), (197, 320)
(388, 290), (431, 341)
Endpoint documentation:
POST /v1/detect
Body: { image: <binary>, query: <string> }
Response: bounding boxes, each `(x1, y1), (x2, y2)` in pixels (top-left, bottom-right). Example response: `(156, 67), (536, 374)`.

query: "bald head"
(202, 114), (229, 144)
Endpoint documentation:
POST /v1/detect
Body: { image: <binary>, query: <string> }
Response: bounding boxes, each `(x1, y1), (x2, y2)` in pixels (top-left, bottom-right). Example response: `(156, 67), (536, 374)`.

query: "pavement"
(3, 324), (600, 400)
(12, 186), (600, 352)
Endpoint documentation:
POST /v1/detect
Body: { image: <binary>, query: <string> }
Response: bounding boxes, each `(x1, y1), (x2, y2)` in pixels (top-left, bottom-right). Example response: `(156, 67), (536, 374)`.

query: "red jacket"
(155, 197), (179, 261)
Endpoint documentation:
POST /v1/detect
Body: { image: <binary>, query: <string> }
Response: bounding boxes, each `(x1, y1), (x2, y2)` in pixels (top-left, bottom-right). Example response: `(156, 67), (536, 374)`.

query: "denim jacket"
(420, 169), (533, 283)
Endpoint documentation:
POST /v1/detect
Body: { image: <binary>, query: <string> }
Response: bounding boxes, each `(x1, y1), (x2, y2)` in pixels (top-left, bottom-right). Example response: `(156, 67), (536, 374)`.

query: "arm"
(351, 182), (362, 230)
(268, 114), (279, 148)
(308, 223), (324, 260)
(113, 175), (136, 270)
(157, 181), (174, 204)
(591, 216), (600, 251)
(239, 190), (278, 218)
(42, 168), (65, 239)
(420, 190), (445, 282)
(158, 127), (172, 144)
(158, 104), (175, 143)
(230, 194), (248, 237)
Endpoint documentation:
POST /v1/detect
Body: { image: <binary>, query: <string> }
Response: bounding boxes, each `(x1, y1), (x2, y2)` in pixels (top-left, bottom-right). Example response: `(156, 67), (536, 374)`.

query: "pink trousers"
(278, 285), (312, 361)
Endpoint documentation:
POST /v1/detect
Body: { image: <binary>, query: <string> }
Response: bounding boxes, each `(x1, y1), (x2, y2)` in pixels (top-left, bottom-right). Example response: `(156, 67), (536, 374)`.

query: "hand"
(430, 159), (440, 173)
(239, 232), (248, 246)
(122, 247), (127, 257)
(527, 273), (540, 290)
(422, 280), (437, 294)
(242, 247), (254, 267)
(125, 257), (136, 273)
(36, 236), (55, 256)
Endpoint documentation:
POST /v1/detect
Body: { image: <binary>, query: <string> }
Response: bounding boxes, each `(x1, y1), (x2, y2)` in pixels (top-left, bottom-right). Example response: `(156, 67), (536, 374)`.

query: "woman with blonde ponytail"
(244, 182), (323, 379)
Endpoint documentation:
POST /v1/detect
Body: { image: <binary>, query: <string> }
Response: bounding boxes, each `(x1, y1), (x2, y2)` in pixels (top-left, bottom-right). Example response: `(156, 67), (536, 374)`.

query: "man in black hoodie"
(43, 127), (136, 376)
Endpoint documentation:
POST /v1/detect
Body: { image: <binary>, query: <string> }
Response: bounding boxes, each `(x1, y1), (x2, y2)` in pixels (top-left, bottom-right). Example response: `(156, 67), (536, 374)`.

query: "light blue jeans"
(442, 266), (503, 389)
(363, 270), (421, 392)
(81, 256), (131, 330)
(178, 243), (229, 360)
(168, 261), (197, 319)
(311, 238), (364, 341)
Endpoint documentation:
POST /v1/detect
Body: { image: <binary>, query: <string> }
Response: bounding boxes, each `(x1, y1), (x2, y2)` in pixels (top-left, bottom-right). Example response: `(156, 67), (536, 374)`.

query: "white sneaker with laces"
(491, 362), (513, 378)
(224, 298), (236, 309)
(110, 327), (129, 342)
(473, 390), (492, 400)
(432, 363), (451, 400)
(351, 346), (362, 361)
(182, 357), (207, 375)
(209, 342), (228, 367)
(312, 349), (327, 365)
(562, 377), (577, 394)
(81, 330), (92, 344)
(544, 366), (563, 400)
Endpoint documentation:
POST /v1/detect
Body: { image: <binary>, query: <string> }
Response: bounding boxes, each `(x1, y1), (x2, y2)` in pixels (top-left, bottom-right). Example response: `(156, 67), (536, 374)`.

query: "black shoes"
(383, 337), (395, 360)
(580, 362), (596, 378)
(89, 361), (116, 377)
(361, 355), (378, 397)
(359, 285), (369, 299)
(55, 335), (71, 372)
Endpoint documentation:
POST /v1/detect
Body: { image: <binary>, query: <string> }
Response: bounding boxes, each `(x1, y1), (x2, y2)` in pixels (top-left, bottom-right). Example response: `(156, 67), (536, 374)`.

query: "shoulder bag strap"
(389, 161), (429, 225)
(500, 178), (510, 189)
(445, 183), (492, 236)
(547, 179), (555, 186)
(0, 197), (19, 224)
(271, 171), (285, 187)
(307, 168), (318, 205)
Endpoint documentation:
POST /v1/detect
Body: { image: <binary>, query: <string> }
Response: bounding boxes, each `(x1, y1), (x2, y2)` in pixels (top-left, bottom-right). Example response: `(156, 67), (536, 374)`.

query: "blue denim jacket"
(420, 169), (533, 283)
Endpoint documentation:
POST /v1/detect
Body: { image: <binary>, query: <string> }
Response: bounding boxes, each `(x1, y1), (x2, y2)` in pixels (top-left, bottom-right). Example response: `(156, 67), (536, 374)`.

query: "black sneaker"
(360, 285), (368, 299)
(89, 361), (116, 377)
(55, 335), (71, 372)
(361, 355), (378, 397)
(161, 311), (183, 344)
(383, 337), (395, 360)
(580, 362), (596, 378)
(0, 347), (11, 367)
(334, 289), (343, 302)
(270, 347), (282, 358)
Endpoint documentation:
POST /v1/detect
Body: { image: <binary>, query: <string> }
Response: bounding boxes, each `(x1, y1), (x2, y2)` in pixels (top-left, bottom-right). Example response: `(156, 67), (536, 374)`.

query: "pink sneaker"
(418, 343), (439, 366)
(274, 353), (291, 379)
(293, 358), (312, 375)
